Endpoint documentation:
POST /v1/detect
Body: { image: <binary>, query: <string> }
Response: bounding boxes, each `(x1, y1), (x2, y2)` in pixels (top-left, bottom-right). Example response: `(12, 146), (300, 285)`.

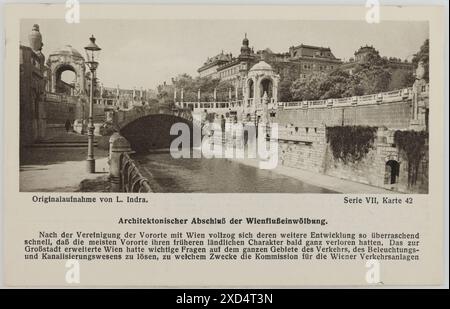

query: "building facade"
(340, 45), (414, 75)
(197, 37), (415, 102)
(197, 34), (343, 101)
(20, 24), (160, 146)
(20, 25), (47, 145)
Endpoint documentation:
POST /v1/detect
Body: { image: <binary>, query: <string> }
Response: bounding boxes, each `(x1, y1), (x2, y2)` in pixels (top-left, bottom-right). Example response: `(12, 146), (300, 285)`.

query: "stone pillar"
(272, 79), (278, 104)
(410, 60), (428, 131)
(79, 65), (86, 94)
(254, 76), (260, 106)
(51, 72), (57, 93)
(262, 92), (269, 124)
(109, 133), (132, 192)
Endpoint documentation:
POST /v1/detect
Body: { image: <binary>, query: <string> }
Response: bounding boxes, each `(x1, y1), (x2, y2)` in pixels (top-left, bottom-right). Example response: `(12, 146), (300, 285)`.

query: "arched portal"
(243, 61), (280, 122)
(47, 45), (86, 95)
(260, 78), (273, 98)
(384, 160), (400, 185)
(55, 64), (77, 95)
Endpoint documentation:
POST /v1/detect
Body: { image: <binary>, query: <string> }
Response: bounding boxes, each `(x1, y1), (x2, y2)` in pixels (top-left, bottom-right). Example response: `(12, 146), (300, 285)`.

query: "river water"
(134, 151), (333, 193)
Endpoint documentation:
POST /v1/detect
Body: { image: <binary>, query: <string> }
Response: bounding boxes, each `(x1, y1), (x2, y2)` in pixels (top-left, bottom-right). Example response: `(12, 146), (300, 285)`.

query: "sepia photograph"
(4, 3), (446, 289)
(19, 19), (430, 193)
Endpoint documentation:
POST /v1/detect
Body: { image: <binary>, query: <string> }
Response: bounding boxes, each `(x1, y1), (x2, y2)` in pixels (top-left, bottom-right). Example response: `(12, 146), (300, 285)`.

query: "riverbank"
(225, 157), (394, 194)
(20, 147), (109, 192)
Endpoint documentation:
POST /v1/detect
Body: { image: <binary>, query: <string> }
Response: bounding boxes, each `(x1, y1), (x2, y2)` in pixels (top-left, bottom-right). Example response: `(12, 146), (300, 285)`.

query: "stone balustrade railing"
(281, 87), (415, 110)
(176, 100), (243, 112)
(173, 86), (425, 113)
(44, 92), (67, 103)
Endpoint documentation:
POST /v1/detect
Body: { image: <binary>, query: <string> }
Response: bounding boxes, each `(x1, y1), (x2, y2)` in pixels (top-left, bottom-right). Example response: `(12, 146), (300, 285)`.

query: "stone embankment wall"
(276, 100), (412, 129)
(276, 125), (428, 193)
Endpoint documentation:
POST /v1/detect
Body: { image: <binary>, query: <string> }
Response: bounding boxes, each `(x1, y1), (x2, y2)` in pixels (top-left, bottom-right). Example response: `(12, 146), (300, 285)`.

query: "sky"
(20, 19), (428, 90)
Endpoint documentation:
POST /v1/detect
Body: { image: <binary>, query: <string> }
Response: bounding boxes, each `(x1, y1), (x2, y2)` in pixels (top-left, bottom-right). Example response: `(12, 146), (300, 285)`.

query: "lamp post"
(84, 35), (101, 173)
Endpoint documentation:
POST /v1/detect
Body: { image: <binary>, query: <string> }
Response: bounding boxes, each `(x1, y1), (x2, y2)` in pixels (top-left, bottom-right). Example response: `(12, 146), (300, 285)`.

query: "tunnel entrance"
(384, 160), (400, 185)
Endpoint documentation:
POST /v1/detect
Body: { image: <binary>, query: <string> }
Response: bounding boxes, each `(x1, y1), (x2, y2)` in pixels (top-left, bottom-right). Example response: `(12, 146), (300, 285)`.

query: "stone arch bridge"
(112, 106), (199, 152)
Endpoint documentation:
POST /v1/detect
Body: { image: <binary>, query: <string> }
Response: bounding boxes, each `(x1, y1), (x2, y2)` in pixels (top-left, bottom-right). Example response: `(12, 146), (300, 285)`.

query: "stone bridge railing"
(113, 105), (193, 130)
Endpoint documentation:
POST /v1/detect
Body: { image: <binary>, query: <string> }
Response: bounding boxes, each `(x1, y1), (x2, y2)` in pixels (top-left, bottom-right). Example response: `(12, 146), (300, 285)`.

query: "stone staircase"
(30, 132), (98, 148)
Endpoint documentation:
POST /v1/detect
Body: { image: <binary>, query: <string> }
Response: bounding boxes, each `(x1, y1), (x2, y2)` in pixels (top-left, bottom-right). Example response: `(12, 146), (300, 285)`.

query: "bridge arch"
(116, 109), (198, 153)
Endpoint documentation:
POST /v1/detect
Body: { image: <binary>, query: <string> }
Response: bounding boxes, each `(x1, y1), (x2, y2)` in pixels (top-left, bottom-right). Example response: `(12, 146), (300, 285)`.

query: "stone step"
(39, 133), (94, 144)
(40, 137), (90, 143)
(30, 142), (98, 148)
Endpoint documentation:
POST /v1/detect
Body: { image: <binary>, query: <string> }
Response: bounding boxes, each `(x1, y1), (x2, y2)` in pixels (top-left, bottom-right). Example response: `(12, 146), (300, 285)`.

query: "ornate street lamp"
(84, 35), (101, 173)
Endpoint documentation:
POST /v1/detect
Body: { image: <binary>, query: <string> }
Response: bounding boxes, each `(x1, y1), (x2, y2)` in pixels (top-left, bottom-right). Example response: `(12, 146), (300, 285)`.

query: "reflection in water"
(134, 151), (334, 193)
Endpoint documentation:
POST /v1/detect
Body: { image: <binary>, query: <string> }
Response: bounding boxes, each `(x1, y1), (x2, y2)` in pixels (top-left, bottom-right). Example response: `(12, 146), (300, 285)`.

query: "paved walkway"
(226, 157), (394, 194)
(20, 157), (109, 192)
(20, 133), (109, 192)
(20, 158), (109, 192)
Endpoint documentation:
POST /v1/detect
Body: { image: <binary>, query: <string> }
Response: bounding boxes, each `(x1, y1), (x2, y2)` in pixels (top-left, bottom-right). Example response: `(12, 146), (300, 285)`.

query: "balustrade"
(279, 86), (417, 110)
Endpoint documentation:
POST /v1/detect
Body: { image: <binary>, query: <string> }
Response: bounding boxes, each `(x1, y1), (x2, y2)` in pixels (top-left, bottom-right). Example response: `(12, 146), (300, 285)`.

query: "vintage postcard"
(3, 3), (446, 287)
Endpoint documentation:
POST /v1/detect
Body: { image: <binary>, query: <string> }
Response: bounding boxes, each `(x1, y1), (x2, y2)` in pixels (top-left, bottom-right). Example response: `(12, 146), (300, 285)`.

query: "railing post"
(109, 133), (132, 192)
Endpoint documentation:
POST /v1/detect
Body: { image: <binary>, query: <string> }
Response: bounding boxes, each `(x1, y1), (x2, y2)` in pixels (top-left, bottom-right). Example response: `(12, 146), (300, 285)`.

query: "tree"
(319, 69), (352, 99)
(411, 39), (429, 82)
(389, 69), (415, 90)
(170, 74), (196, 101)
(355, 67), (391, 94)
(290, 72), (327, 101)
(172, 73), (195, 90)
(197, 76), (220, 101)
(171, 74), (236, 101)
(352, 52), (392, 94)
(216, 80), (235, 101)
(289, 69), (363, 101)
(278, 79), (293, 102)
(287, 53), (395, 102)
(156, 89), (173, 106)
